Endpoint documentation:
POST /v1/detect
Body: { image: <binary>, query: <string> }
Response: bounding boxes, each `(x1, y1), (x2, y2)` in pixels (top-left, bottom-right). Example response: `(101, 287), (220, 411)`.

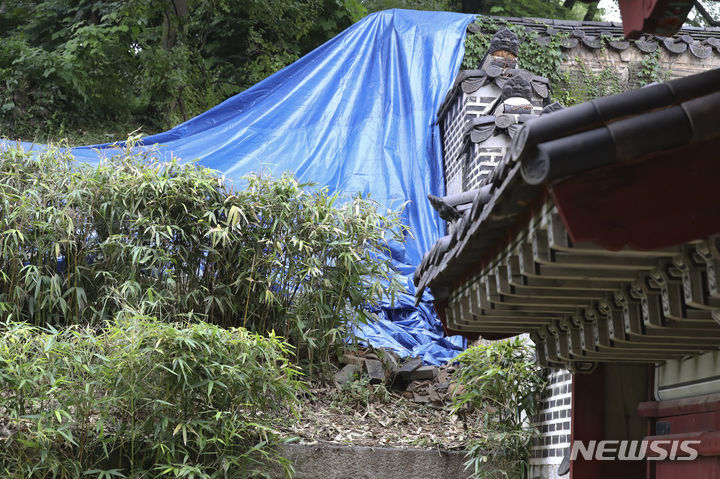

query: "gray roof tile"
(471, 16), (720, 58)
(416, 67), (720, 304)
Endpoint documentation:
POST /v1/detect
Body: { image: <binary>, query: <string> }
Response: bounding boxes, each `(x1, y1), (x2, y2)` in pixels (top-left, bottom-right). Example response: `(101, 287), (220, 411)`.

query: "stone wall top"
(469, 16), (720, 61)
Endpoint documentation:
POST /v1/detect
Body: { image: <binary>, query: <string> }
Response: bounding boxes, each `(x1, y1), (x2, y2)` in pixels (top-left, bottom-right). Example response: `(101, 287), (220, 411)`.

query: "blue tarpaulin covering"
(2, 9), (474, 365)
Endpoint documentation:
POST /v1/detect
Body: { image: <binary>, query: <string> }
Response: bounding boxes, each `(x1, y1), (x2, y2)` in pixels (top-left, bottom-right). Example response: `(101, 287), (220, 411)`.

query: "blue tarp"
(2, 9), (474, 365)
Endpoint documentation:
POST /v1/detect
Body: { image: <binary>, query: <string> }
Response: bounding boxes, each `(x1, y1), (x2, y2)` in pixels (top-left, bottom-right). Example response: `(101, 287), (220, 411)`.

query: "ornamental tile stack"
(416, 66), (720, 371)
(470, 17), (720, 60)
(437, 28), (551, 196)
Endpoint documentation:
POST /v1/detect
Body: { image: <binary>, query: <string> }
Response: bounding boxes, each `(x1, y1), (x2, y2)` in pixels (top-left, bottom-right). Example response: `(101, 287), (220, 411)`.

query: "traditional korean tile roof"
(438, 69), (551, 121)
(414, 67), (720, 368)
(416, 66), (720, 297)
(472, 16), (720, 58)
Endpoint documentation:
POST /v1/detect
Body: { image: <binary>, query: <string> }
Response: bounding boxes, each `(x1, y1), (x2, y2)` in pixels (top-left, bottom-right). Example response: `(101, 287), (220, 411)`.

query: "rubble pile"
(334, 348), (463, 408)
(273, 348), (484, 449)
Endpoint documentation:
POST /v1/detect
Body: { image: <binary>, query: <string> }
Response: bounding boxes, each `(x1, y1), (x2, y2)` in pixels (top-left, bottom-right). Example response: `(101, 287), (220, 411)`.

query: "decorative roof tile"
(416, 67), (720, 305)
(471, 16), (720, 58)
(635, 37), (659, 52)
(608, 39), (630, 50)
(663, 37), (688, 53)
(560, 37), (580, 49)
(581, 36), (602, 49)
(690, 43), (712, 58)
(707, 37), (720, 50)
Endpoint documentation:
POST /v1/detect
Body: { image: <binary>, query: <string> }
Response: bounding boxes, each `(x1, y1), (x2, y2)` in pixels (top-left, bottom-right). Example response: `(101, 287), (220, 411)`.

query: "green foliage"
(462, 19), (569, 88)
(0, 317), (304, 478)
(452, 337), (545, 479)
(0, 143), (405, 374)
(555, 57), (624, 105)
(632, 50), (669, 87)
(362, 0), (460, 12)
(685, 0), (720, 27)
(0, 0), (366, 139)
(469, 0), (587, 21)
(331, 375), (392, 411)
(461, 31), (492, 71)
(515, 31), (568, 87)
(463, 20), (671, 107)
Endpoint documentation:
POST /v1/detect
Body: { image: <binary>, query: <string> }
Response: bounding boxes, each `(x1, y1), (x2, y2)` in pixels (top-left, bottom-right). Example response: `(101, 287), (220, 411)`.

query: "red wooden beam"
(550, 136), (720, 252)
(571, 366), (605, 479)
(618, 0), (695, 39)
(644, 431), (720, 457)
(638, 394), (720, 418)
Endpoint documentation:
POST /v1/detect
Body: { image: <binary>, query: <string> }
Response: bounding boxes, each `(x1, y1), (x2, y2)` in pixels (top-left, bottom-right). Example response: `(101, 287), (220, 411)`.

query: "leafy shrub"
(462, 19), (665, 108)
(0, 1), (367, 139)
(452, 337), (546, 479)
(0, 317), (303, 478)
(330, 375), (392, 412)
(0, 144), (405, 374)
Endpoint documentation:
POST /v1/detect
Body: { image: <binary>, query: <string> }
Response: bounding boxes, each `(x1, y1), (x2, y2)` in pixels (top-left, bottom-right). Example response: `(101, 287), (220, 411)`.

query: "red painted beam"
(571, 366), (605, 479)
(550, 136), (720, 252)
(618, 0), (695, 39)
(644, 431), (720, 457)
(638, 394), (720, 418)
(655, 458), (720, 479)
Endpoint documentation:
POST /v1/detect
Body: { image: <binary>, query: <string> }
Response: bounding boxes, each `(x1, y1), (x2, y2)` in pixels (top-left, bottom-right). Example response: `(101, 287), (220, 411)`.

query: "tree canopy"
(0, 0), (366, 139)
(0, 0), (592, 141)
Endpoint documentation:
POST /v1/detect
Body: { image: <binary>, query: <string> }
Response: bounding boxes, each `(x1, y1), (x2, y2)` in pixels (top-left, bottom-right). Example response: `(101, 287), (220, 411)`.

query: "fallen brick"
(396, 358), (422, 376)
(405, 366), (437, 381)
(334, 363), (361, 386)
(406, 381), (427, 396)
(412, 394), (430, 404)
(341, 353), (365, 366)
(437, 367), (455, 384)
(378, 350), (399, 373)
(365, 359), (386, 385)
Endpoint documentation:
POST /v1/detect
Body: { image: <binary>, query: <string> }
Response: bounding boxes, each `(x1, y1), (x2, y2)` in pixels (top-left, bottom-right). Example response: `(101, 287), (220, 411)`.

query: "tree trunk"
(584, 1), (599, 21)
(162, 0), (190, 50)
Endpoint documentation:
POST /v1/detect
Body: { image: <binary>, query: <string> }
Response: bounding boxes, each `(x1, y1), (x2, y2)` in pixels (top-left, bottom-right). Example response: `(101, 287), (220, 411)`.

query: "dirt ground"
(273, 349), (485, 450)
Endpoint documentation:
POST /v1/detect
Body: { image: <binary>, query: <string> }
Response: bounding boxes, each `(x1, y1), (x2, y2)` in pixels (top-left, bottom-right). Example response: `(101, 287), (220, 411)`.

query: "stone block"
(364, 359), (386, 384)
(397, 357), (422, 374)
(341, 353), (365, 366)
(334, 363), (360, 386)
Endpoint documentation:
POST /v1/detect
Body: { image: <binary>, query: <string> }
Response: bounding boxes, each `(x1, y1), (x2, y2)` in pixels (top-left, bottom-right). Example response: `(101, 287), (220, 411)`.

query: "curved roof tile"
(415, 67), (720, 302)
(472, 16), (720, 58)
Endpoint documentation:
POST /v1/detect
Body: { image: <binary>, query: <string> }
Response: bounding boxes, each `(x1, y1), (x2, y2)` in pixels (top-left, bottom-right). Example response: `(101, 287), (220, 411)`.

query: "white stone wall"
(560, 45), (720, 89)
(441, 83), (501, 196)
(529, 369), (572, 479)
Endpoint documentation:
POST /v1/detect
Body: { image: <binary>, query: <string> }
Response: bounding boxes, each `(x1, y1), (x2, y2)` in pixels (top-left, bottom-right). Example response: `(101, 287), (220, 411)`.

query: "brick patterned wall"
(463, 139), (505, 191)
(440, 84), (546, 195)
(440, 83), (501, 196)
(529, 369), (572, 479)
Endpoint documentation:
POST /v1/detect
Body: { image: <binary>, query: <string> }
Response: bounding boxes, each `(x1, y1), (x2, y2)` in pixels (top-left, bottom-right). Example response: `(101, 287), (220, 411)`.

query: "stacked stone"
(434, 29), (572, 479)
(437, 28), (551, 196)
(530, 370), (573, 478)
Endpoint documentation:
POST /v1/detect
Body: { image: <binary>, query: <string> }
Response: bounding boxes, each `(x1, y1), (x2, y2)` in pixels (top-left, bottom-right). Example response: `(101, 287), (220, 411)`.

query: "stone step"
(270, 441), (470, 479)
